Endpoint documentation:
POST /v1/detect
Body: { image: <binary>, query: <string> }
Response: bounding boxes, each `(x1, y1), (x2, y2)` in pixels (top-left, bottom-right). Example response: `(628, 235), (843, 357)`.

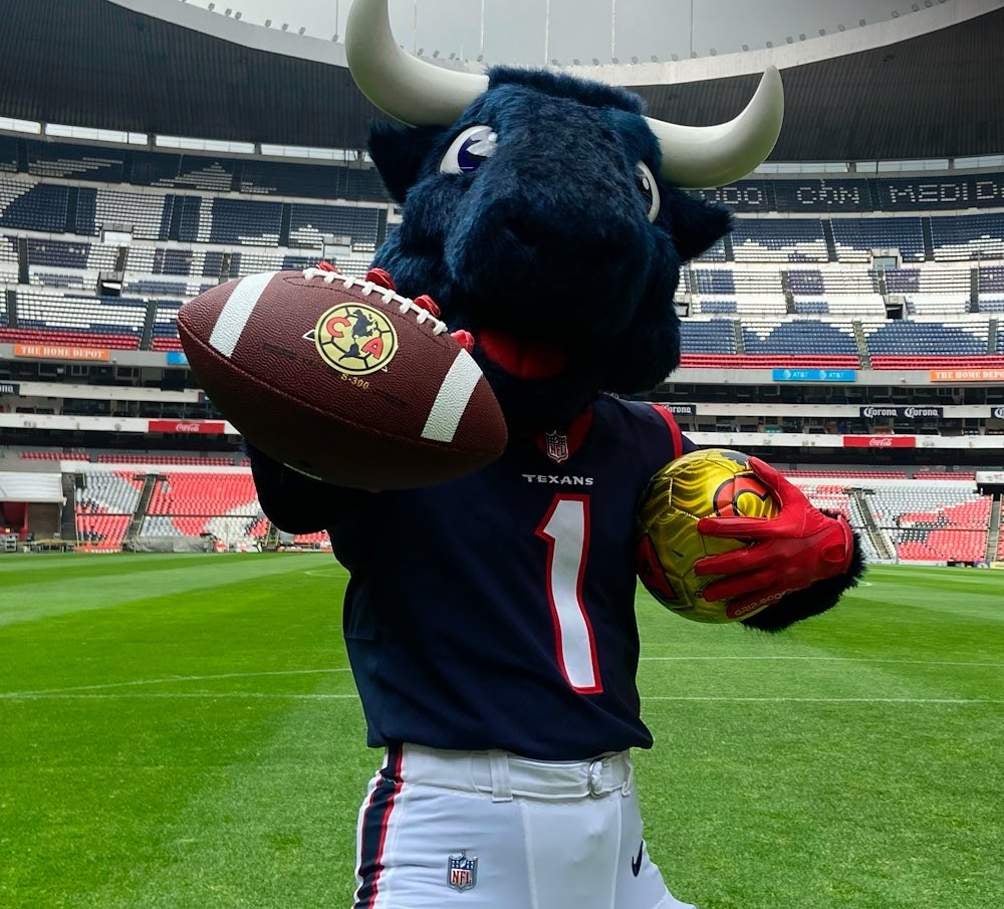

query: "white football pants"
(353, 744), (697, 909)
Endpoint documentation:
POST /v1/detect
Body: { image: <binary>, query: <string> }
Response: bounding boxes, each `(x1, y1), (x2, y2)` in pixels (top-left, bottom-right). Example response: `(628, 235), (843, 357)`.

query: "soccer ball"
(636, 449), (779, 623)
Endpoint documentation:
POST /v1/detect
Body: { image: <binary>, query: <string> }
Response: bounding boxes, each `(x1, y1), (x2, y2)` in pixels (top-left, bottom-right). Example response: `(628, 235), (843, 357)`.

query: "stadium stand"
(743, 320), (860, 355)
(1, 138), (1004, 364)
(865, 485), (994, 563)
(731, 219), (828, 262)
(138, 473), (265, 546)
(6, 451), (991, 560)
(146, 472), (260, 517)
(74, 471), (144, 551)
(831, 218), (925, 263)
(800, 483), (853, 520)
(930, 213), (1004, 261)
(0, 176), (69, 231)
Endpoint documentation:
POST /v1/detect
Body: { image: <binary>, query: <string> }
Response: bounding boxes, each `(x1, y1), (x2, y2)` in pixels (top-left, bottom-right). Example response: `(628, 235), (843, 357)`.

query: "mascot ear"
(661, 189), (732, 263)
(368, 122), (444, 204)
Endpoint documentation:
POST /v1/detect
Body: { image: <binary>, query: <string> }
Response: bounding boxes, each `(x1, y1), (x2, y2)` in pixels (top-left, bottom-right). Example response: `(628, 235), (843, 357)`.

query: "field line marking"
(638, 656), (1002, 667)
(642, 696), (1002, 704)
(1, 692), (1000, 705)
(2, 667), (353, 697)
(0, 692), (361, 700)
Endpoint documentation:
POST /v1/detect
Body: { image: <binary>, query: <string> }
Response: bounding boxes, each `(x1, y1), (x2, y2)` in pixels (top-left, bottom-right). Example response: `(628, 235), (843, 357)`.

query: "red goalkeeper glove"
(694, 457), (855, 614)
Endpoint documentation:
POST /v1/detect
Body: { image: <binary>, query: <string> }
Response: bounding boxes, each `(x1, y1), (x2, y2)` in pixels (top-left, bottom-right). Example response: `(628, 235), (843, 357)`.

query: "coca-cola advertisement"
(843, 435), (917, 449)
(148, 419), (226, 435)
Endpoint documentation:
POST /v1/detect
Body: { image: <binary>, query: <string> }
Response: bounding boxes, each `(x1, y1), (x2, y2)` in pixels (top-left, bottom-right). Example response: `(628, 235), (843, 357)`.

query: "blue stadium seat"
(831, 218), (925, 262)
(198, 198), (282, 246)
(679, 319), (737, 354)
(0, 136), (17, 173)
(695, 300), (738, 315)
(731, 219), (828, 262)
(0, 177), (69, 231)
(27, 239), (90, 269)
(930, 213), (1004, 261)
(26, 141), (126, 182)
(865, 321), (989, 355)
(788, 270), (824, 295)
(793, 300), (829, 314)
(289, 204), (382, 250)
(743, 321), (858, 355)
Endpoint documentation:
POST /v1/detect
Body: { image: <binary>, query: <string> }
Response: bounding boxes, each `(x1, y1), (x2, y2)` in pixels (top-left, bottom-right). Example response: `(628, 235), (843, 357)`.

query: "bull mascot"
(250, 1), (864, 905)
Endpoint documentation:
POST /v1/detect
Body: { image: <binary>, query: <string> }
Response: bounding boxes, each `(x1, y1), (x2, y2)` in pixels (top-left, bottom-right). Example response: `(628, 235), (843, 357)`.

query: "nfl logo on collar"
(448, 852), (478, 892)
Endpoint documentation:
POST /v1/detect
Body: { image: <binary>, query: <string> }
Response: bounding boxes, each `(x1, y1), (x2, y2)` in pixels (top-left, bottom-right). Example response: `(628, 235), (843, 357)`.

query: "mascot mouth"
(477, 329), (569, 380)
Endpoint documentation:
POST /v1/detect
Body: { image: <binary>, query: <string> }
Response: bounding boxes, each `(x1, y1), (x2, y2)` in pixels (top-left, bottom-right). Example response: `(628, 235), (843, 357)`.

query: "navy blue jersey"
(252, 396), (691, 761)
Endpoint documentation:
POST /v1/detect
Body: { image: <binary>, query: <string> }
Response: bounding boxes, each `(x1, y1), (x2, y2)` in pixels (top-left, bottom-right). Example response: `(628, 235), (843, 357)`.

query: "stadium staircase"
(61, 474), (78, 544)
(850, 489), (896, 561)
(5, 288), (17, 328)
(717, 233), (733, 262)
(821, 221), (838, 262)
(125, 475), (158, 545)
(852, 321), (872, 368)
(263, 523), (280, 552)
(780, 271), (795, 314)
(921, 219), (935, 260)
(279, 206), (293, 247)
(16, 236), (27, 285)
(989, 319), (1000, 353)
(986, 496), (1002, 564)
(732, 321), (746, 354)
(140, 307), (156, 350)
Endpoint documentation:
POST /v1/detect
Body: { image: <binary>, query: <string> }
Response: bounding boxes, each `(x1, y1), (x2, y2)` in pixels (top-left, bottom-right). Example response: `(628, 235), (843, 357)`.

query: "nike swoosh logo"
(631, 841), (644, 877)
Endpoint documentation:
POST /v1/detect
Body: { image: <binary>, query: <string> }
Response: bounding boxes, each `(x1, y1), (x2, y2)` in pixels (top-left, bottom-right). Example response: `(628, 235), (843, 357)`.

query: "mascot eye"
(635, 161), (661, 222)
(440, 125), (498, 175)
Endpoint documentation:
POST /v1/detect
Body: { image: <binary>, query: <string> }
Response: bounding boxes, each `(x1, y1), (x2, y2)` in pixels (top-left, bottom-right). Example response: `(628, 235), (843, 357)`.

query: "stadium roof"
(0, 0), (1002, 162)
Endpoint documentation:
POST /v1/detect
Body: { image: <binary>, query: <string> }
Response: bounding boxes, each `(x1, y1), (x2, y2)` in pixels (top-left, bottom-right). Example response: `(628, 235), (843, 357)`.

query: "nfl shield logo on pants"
(447, 851), (478, 892)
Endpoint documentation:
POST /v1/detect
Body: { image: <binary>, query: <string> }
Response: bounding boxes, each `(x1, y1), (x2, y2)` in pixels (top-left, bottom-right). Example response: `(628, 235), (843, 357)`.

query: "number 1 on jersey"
(535, 495), (603, 694)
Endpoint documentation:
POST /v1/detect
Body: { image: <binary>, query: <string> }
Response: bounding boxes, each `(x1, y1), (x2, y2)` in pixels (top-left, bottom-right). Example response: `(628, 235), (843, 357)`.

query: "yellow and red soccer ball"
(637, 449), (779, 623)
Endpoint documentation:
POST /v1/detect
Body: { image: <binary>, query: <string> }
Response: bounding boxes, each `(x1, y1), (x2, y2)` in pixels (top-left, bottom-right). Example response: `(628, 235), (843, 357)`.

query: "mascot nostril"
(247, 3), (864, 907)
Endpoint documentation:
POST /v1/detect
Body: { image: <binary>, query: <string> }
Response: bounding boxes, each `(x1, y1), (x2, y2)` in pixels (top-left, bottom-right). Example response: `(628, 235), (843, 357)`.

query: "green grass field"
(1, 554), (1001, 909)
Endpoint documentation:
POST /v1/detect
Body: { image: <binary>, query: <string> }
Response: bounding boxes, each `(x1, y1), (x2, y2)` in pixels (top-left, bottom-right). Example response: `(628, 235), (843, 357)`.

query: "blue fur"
(367, 67), (731, 428)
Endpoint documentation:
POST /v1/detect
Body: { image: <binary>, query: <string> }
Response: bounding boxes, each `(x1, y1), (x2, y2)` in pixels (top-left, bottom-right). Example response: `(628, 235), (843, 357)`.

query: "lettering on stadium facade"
(860, 406), (943, 419)
(694, 172), (1004, 213)
(661, 404), (696, 416)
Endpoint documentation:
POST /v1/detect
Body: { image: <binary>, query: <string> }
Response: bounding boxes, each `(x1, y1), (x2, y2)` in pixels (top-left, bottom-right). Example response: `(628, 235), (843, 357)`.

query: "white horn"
(346, 0), (488, 126)
(646, 67), (784, 188)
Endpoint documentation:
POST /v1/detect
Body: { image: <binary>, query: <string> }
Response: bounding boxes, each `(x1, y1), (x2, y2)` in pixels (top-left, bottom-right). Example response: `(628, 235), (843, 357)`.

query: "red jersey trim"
(649, 404), (683, 460)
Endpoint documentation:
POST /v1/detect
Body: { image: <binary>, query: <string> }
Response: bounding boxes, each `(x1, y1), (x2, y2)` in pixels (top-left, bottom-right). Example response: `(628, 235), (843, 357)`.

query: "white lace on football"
(302, 267), (447, 335)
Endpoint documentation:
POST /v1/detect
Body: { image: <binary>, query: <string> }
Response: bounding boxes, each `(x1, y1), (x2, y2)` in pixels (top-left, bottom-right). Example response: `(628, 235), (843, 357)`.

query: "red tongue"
(477, 330), (568, 380)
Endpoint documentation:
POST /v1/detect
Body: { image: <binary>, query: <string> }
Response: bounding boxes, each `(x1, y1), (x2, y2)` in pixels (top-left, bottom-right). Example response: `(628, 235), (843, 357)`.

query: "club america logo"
(545, 430), (570, 464)
(447, 852), (478, 892)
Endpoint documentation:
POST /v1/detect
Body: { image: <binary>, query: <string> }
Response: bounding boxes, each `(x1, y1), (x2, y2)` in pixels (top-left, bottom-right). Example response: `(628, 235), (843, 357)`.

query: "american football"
(177, 267), (507, 489)
(637, 448), (780, 623)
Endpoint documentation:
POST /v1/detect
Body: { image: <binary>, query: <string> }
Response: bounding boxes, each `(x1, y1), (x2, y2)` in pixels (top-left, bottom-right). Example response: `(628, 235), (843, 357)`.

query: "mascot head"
(347, 0), (783, 430)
